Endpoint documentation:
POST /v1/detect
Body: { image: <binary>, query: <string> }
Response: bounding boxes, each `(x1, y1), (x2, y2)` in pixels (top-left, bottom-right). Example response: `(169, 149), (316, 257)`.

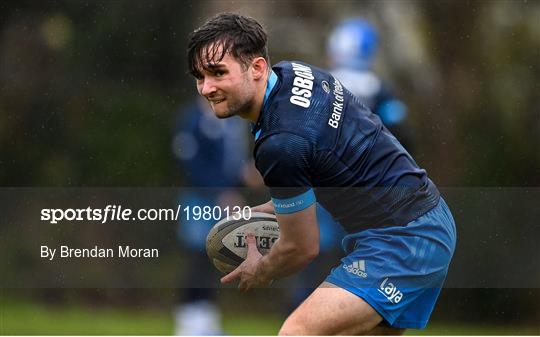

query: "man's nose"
(199, 78), (217, 96)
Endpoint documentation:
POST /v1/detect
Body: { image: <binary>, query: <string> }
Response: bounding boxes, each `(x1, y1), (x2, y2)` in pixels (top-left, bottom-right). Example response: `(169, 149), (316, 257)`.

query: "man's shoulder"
(272, 60), (330, 76)
(269, 60), (333, 109)
(261, 61), (342, 151)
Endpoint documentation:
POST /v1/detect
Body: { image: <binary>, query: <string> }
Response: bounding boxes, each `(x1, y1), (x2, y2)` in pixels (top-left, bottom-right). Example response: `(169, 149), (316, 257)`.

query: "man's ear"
(251, 57), (268, 80)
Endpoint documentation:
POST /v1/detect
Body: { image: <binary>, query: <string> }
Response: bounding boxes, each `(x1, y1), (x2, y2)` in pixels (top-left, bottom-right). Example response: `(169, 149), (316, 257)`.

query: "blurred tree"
(0, 1), (201, 186)
(420, 1), (540, 186)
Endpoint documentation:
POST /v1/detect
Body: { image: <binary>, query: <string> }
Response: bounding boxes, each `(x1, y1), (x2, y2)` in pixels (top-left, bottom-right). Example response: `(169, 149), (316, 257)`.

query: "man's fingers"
(238, 279), (247, 292)
(221, 266), (241, 284)
(246, 233), (259, 256)
(238, 277), (252, 292)
(221, 234), (261, 288)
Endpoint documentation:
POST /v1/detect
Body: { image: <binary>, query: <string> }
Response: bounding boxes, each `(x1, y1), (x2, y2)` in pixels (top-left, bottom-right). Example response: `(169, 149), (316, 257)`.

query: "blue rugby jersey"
(252, 61), (439, 233)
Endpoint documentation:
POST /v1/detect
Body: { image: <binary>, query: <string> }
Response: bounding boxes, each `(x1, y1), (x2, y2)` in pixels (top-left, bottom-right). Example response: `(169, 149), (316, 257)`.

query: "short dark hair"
(187, 13), (269, 78)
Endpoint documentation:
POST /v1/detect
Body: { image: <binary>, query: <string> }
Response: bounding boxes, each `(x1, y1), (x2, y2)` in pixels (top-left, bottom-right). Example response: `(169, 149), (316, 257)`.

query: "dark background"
(1, 0), (539, 334)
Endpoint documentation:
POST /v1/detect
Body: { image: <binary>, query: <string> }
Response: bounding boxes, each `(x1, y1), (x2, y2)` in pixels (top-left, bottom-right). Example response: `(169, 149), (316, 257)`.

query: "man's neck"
(242, 68), (270, 123)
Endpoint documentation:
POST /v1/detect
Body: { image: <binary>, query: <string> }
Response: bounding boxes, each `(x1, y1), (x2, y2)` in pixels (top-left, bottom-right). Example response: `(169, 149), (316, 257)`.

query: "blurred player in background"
(188, 13), (456, 334)
(328, 18), (413, 152)
(171, 96), (260, 335)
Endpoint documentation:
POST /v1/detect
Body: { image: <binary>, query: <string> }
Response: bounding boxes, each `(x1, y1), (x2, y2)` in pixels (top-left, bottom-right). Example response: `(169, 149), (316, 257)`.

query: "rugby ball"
(206, 212), (279, 273)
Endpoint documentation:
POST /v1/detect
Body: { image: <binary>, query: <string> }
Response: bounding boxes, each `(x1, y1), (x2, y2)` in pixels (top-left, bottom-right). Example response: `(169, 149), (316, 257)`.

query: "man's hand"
(220, 233), (272, 291)
(222, 203), (318, 290)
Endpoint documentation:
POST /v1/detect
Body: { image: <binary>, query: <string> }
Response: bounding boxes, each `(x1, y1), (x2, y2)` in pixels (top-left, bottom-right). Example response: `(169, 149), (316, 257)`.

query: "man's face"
(195, 47), (256, 119)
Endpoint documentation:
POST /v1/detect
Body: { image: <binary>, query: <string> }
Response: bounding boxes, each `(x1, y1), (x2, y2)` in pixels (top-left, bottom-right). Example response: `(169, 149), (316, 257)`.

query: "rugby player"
(187, 13), (456, 335)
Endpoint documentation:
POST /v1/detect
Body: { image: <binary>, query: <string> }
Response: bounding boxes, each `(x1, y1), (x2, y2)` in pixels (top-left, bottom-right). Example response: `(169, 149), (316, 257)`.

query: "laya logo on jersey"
(377, 278), (403, 304)
(289, 63), (314, 108)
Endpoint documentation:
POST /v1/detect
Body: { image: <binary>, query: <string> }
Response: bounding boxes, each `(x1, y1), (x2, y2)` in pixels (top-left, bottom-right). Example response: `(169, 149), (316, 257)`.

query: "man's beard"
(215, 95), (253, 119)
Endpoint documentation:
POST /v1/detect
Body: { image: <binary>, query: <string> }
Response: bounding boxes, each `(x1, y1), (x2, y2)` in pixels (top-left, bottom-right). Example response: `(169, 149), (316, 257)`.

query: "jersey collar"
(252, 70), (278, 141)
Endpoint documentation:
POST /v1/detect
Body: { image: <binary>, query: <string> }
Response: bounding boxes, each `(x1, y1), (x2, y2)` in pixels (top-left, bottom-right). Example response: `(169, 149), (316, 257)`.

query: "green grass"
(1, 298), (538, 335)
(1, 300), (172, 335)
(0, 298), (282, 335)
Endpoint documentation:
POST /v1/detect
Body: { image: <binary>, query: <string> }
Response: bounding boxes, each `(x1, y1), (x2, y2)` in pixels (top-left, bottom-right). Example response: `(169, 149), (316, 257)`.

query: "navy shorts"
(325, 197), (457, 329)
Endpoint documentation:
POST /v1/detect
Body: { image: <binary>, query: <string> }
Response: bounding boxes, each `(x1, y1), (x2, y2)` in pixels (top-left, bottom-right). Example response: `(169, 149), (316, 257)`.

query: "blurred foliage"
(418, 2), (540, 186)
(1, 0), (201, 186)
(0, 1), (538, 187)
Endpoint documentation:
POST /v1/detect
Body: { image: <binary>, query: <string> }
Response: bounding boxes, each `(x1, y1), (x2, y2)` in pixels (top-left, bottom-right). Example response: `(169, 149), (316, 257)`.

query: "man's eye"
(215, 71), (225, 77)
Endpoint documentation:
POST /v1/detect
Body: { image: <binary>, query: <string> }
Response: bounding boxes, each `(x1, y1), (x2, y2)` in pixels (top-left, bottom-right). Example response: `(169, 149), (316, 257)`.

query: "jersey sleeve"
(254, 132), (316, 214)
